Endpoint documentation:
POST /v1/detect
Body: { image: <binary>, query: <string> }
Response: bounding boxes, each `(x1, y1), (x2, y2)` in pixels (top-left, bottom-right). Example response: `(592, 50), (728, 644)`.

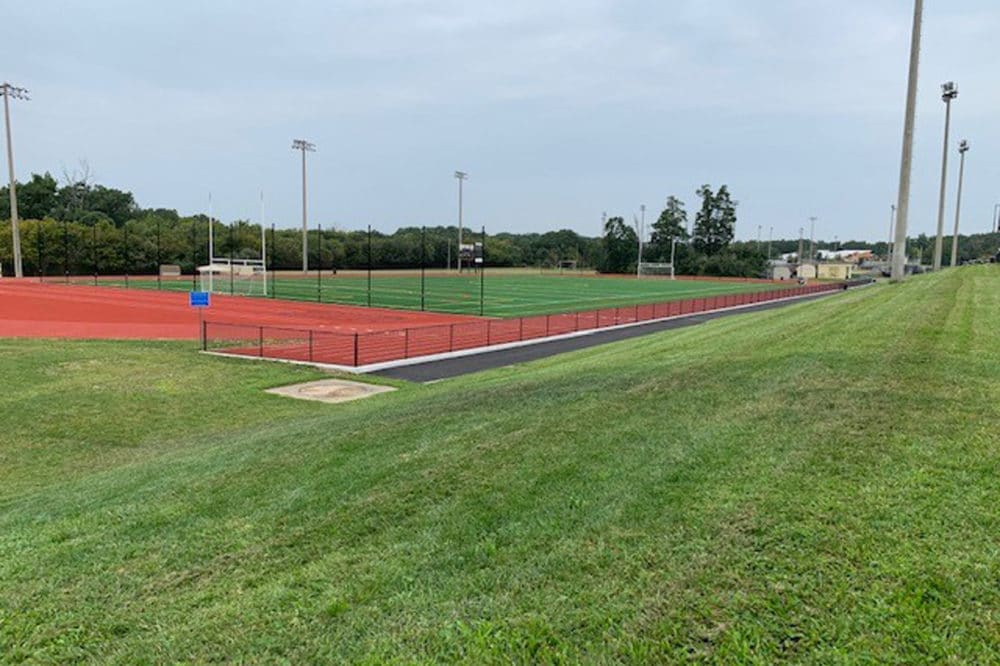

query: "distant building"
(767, 262), (794, 280)
(817, 249), (873, 263)
(797, 263), (817, 279)
(817, 263), (855, 280)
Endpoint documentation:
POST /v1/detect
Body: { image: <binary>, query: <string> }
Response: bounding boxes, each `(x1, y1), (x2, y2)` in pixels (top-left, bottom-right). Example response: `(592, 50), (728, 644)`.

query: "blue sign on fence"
(189, 291), (211, 308)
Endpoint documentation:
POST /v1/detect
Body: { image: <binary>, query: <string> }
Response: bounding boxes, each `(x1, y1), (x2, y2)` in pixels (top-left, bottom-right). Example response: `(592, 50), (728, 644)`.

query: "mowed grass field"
(84, 270), (779, 317)
(2, 266), (998, 662)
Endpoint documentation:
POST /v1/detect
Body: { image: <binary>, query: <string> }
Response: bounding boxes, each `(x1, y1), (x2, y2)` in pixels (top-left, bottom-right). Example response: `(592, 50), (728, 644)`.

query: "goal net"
(199, 259), (268, 296)
(637, 262), (675, 279)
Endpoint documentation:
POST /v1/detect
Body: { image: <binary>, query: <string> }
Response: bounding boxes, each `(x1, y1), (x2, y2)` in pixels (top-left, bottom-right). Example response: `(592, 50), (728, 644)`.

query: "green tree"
(649, 196), (688, 261)
(692, 185), (737, 256)
(598, 216), (638, 274)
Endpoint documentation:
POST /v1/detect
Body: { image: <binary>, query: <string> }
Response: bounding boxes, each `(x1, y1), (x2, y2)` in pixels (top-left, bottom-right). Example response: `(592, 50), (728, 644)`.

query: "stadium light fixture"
(2, 82), (29, 278)
(949, 139), (969, 267)
(892, 0), (924, 282)
(933, 81), (958, 271)
(454, 171), (467, 272)
(292, 139), (316, 273)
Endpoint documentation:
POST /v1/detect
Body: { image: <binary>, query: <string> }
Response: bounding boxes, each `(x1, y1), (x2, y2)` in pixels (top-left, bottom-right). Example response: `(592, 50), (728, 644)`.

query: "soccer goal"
(637, 262), (675, 279)
(199, 259), (268, 296)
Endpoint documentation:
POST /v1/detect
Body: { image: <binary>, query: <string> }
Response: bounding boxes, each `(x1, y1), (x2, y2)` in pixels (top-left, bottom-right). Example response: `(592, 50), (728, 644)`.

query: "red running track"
(0, 280), (481, 339)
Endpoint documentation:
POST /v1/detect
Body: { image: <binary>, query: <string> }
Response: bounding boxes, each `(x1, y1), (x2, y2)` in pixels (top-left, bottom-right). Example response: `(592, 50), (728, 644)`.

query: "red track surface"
(0, 280), (480, 339)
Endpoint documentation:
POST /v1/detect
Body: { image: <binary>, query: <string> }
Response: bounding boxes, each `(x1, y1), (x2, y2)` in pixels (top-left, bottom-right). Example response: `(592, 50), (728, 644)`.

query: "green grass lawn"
(3, 267), (998, 663)
(85, 271), (779, 317)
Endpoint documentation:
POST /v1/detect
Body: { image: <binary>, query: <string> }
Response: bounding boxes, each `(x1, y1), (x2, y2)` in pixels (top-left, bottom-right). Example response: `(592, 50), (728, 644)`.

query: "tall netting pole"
(420, 225), (426, 311)
(63, 219), (69, 283)
(156, 217), (162, 290)
(123, 221), (130, 288)
(190, 217), (197, 290)
(316, 224), (322, 303)
(36, 222), (42, 282)
(270, 223), (276, 299)
(92, 223), (98, 285)
(229, 221), (234, 296)
(480, 225), (485, 316)
(367, 224), (372, 307)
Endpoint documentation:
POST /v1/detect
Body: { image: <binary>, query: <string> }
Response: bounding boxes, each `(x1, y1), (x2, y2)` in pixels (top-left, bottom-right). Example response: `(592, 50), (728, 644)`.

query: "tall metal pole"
(933, 82), (958, 271)
(767, 226), (773, 261)
(260, 190), (268, 296)
(636, 205), (645, 277)
(455, 171), (467, 273)
(2, 83), (28, 278)
(207, 193), (214, 293)
(950, 140), (969, 268)
(809, 217), (817, 265)
(888, 204), (896, 264)
(892, 0), (924, 282)
(292, 139), (316, 273)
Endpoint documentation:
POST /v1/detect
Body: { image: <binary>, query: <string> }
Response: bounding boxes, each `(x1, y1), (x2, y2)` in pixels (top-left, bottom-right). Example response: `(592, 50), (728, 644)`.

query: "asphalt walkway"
(374, 288), (846, 382)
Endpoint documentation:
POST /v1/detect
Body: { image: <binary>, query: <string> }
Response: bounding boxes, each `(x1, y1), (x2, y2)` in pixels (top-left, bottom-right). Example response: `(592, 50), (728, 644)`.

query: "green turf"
(3, 267), (998, 662)
(85, 271), (781, 317)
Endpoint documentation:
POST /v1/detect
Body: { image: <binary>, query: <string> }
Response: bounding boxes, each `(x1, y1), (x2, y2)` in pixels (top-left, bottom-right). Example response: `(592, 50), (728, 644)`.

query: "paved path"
(374, 289), (844, 383)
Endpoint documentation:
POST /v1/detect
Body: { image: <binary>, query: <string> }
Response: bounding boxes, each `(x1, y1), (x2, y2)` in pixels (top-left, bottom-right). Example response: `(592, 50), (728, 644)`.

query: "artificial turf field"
(85, 270), (779, 317)
(2, 267), (998, 662)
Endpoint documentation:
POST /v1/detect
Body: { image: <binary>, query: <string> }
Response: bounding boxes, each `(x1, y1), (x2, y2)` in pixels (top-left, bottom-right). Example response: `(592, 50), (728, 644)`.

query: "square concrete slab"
(266, 379), (396, 404)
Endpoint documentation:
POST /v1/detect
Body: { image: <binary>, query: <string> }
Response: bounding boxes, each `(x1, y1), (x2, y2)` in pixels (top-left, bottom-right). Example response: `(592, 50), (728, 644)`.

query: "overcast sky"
(5, 1), (998, 241)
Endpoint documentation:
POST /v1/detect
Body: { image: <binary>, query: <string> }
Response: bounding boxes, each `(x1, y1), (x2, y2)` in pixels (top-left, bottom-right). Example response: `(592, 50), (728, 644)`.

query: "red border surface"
(0, 280), (480, 340)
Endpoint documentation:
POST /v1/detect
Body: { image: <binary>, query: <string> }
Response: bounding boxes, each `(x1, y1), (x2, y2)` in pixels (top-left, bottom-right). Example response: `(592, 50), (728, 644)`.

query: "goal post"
(199, 258), (268, 296)
(637, 262), (675, 279)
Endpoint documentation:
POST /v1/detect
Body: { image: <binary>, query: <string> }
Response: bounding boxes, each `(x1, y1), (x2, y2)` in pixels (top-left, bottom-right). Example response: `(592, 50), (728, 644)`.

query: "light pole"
(767, 226), (773, 261)
(670, 237), (680, 279)
(932, 81), (958, 271)
(993, 204), (999, 234)
(892, 0), (924, 282)
(809, 216), (817, 265)
(636, 204), (645, 277)
(2, 83), (28, 278)
(888, 204), (896, 265)
(950, 140), (969, 267)
(454, 171), (467, 272)
(292, 139), (315, 273)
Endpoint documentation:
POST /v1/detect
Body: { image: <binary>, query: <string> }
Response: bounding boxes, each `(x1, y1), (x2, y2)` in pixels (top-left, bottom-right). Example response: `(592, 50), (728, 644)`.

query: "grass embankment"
(90, 272), (778, 317)
(1, 267), (998, 663)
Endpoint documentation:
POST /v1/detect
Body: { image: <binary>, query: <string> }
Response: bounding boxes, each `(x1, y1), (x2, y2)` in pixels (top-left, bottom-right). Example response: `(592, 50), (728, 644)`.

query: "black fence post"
(353, 333), (359, 366)
(309, 330), (314, 362)
(367, 224), (373, 307)
(420, 225), (426, 311)
(258, 326), (264, 357)
(449, 323), (454, 351)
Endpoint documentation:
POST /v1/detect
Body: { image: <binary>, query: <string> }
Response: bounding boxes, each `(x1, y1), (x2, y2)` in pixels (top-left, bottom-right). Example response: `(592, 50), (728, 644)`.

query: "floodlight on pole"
(292, 139), (315, 273)
(454, 171), (467, 272)
(949, 140), (969, 267)
(2, 82), (29, 278)
(892, 0), (924, 282)
(933, 81), (958, 271)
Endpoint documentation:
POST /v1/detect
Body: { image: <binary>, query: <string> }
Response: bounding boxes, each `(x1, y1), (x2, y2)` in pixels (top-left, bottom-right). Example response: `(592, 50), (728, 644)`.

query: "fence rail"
(203, 281), (851, 367)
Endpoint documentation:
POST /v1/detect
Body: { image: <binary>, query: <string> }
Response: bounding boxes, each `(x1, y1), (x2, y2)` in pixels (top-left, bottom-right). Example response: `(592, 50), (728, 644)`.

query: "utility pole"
(950, 140), (969, 267)
(636, 204), (645, 277)
(809, 217), (817, 265)
(933, 82), (958, 271)
(2, 82), (29, 278)
(454, 171), (467, 272)
(892, 0), (923, 282)
(888, 204), (896, 266)
(292, 139), (315, 273)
